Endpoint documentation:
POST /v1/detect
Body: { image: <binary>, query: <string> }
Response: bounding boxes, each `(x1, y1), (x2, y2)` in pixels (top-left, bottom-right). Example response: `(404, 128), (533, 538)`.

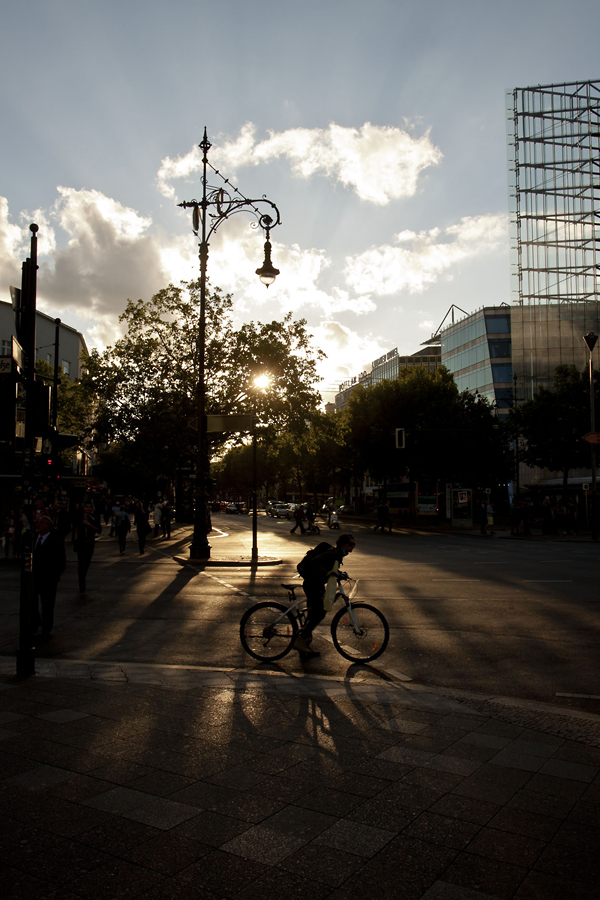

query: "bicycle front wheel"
(240, 602), (298, 661)
(331, 602), (389, 663)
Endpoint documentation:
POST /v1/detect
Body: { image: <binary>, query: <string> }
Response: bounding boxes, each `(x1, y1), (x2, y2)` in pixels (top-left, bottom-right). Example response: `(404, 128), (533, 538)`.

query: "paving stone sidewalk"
(1, 660), (599, 900)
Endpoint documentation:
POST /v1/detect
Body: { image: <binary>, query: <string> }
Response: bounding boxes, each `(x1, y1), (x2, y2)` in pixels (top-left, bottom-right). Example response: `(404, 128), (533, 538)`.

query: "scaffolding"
(507, 80), (600, 306)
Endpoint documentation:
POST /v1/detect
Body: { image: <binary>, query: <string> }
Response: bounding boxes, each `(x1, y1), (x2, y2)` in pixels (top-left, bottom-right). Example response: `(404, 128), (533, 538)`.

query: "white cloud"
(418, 320), (434, 330)
(0, 198), (28, 287)
(344, 213), (508, 296)
(157, 121), (442, 205)
(311, 320), (392, 393)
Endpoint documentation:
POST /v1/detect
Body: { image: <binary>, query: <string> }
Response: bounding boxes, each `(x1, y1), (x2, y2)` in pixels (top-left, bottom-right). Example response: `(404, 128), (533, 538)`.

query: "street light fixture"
(179, 128), (281, 559)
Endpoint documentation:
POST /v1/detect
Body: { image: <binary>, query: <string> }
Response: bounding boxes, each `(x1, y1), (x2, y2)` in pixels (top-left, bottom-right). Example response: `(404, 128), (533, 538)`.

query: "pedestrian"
(478, 498), (488, 536)
(374, 500), (391, 533)
(73, 502), (102, 592)
(290, 505), (306, 535)
(135, 501), (150, 554)
(486, 501), (495, 535)
(3, 509), (19, 558)
(161, 501), (172, 539)
(153, 501), (163, 538)
(115, 506), (131, 553)
(109, 500), (120, 537)
(32, 515), (66, 639)
(293, 532), (356, 657)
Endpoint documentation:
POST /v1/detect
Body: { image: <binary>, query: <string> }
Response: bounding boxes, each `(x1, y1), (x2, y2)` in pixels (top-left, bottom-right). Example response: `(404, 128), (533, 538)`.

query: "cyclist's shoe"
(293, 636), (321, 657)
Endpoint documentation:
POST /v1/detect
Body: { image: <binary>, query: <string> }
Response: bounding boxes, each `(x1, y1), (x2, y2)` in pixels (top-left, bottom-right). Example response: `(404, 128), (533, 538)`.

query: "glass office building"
(335, 346), (441, 410)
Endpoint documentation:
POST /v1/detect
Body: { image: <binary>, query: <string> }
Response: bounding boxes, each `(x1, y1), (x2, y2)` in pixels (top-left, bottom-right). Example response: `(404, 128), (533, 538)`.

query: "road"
(1, 513), (599, 712)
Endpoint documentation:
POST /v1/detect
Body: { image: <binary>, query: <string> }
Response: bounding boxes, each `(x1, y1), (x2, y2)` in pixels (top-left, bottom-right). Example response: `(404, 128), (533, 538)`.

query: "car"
(337, 505), (355, 514)
(285, 503), (300, 519)
(225, 502), (241, 514)
(268, 502), (289, 518)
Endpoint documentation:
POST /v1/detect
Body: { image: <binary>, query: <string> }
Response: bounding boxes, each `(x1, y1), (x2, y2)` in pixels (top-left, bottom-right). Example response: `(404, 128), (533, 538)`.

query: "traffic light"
(29, 379), (51, 437)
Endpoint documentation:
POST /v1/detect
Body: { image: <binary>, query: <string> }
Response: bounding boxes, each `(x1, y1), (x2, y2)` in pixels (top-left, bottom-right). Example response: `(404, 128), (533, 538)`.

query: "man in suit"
(32, 515), (66, 639)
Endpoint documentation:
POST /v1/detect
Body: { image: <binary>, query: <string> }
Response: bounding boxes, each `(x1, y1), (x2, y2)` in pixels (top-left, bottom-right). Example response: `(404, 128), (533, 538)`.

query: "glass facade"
(440, 307), (513, 414)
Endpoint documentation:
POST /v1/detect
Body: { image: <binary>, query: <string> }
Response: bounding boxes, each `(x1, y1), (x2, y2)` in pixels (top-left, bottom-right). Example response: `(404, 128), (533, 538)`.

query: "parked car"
(285, 503), (300, 519)
(337, 505), (355, 514)
(225, 502), (241, 514)
(268, 502), (289, 518)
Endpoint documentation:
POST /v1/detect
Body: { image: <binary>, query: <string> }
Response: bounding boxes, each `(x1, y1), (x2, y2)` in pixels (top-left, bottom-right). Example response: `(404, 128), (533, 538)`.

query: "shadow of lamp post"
(178, 128), (281, 560)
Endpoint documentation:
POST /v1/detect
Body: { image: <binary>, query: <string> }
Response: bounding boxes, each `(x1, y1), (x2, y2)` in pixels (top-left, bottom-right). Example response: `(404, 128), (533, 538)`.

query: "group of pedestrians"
(290, 503), (320, 535)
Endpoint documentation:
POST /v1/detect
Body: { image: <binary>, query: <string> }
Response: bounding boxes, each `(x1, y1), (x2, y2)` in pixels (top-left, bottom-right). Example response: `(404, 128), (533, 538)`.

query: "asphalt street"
(1, 513), (599, 713)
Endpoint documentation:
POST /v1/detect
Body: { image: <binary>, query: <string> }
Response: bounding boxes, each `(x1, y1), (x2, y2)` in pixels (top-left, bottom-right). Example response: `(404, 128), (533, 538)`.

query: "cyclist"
(293, 532), (356, 658)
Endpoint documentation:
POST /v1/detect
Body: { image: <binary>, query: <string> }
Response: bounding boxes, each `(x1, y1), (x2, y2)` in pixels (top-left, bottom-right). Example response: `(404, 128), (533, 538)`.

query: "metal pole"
(52, 318), (60, 430)
(590, 349), (597, 540)
(17, 224), (39, 677)
(251, 414), (258, 564)
(584, 333), (598, 540)
(190, 130), (212, 559)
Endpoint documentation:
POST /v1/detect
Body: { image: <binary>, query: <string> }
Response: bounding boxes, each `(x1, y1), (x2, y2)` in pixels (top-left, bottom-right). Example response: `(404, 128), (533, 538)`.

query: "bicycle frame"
(282, 576), (364, 635)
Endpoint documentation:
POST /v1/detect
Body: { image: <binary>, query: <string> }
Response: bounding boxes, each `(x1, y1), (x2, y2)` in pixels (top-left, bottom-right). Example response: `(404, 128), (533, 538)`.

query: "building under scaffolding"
(507, 80), (600, 398)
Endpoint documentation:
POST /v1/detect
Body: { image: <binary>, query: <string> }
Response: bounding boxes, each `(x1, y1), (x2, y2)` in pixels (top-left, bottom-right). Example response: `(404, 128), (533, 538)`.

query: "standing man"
(115, 505), (131, 554)
(374, 499), (391, 533)
(73, 502), (102, 592)
(32, 515), (66, 639)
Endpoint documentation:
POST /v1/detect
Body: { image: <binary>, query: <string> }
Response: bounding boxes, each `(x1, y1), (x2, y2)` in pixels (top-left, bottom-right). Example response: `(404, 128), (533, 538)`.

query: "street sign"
(12, 336), (24, 369)
(583, 432), (600, 444)
(207, 414), (253, 433)
(583, 483), (590, 491)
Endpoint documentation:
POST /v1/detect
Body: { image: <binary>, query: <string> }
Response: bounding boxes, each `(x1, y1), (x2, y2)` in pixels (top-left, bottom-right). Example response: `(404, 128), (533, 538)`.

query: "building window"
(61, 360), (70, 376)
(485, 315), (510, 334)
(491, 363), (513, 383)
(488, 340), (511, 358)
(46, 353), (53, 364)
(1, 339), (11, 356)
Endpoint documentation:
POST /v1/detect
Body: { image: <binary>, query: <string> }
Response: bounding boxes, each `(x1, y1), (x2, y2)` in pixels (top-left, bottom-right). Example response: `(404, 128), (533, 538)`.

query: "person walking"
(32, 515), (66, 639)
(161, 501), (172, 539)
(153, 501), (163, 538)
(290, 505), (306, 535)
(134, 501), (150, 554)
(73, 502), (102, 592)
(373, 500), (391, 533)
(486, 501), (496, 535)
(115, 506), (131, 554)
(3, 510), (19, 558)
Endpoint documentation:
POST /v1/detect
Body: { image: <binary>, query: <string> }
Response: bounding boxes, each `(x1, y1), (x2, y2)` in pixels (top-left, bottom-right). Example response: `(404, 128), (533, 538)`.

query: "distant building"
(335, 346), (441, 410)
(0, 299), (88, 378)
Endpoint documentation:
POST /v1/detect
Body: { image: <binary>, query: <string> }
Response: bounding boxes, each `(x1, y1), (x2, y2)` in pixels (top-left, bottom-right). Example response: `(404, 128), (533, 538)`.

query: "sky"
(1, 0), (599, 402)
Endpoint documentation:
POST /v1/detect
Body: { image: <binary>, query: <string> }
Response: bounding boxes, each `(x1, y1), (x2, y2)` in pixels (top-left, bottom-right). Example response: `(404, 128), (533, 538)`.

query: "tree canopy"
(83, 279), (324, 491)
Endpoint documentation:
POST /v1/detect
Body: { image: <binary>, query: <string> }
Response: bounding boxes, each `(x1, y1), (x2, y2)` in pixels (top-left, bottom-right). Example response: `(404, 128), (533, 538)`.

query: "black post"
(584, 333), (598, 540)
(16, 224), (39, 678)
(190, 129), (212, 559)
(52, 318), (60, 430)
(251, 415), (258, 564)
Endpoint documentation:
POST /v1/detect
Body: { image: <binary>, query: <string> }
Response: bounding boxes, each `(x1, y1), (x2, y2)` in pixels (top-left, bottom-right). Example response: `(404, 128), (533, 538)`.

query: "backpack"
(297, 541), (333, 578)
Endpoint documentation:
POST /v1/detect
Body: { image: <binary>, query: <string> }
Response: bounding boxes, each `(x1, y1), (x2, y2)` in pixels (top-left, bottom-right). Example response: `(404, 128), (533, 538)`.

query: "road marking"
(432, 579), (481, 582)
(556, 692), (600, 700)
(523, 580), (573, 583)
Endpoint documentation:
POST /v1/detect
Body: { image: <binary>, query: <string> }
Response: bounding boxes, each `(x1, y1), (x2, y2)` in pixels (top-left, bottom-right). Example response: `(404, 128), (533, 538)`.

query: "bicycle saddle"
(281, 583), (298, 591)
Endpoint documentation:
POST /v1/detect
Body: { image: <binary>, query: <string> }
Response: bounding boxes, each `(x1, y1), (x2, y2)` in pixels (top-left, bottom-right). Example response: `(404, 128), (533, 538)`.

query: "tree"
(514, 365), (595, 492)
(83, 279), (324, 491)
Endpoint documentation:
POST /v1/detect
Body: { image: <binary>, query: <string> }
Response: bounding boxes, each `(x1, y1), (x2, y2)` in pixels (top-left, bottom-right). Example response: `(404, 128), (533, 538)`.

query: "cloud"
(344, 213), (508, 296)
(0, 197), (28, 287)
(198, 216), (376, 321)
(311, 320), (392, 393)
(157, 121), (442, 205)
(38, 187), (190, 326)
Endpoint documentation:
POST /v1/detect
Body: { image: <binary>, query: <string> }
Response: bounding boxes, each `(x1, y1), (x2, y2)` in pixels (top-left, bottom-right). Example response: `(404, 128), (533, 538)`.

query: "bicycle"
(239, 573), (389, 664)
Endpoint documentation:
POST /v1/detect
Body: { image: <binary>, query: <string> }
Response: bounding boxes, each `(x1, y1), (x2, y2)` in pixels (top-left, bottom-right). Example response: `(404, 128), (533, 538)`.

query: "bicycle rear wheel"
(240, 602), (298, 661)
(331, 602), (389, 663)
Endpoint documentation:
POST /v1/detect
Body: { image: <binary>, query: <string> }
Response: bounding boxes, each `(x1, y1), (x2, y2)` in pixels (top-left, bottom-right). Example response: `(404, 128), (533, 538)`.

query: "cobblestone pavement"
(1, 658), (599, 899)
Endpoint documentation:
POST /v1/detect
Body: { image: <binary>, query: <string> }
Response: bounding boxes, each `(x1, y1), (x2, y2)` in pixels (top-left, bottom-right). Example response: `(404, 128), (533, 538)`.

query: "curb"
(173, 554), (283, 568)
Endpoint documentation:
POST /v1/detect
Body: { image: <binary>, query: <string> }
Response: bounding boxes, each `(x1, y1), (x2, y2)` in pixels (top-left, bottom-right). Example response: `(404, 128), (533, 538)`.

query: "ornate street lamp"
(179, 128), (281, 559)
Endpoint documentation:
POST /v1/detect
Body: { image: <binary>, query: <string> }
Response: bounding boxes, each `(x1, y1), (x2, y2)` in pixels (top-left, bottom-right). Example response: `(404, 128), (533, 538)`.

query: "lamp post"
(179, 128), (281, 559)
(250, 374), (271, 564)
(583, 332), (598, 540)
